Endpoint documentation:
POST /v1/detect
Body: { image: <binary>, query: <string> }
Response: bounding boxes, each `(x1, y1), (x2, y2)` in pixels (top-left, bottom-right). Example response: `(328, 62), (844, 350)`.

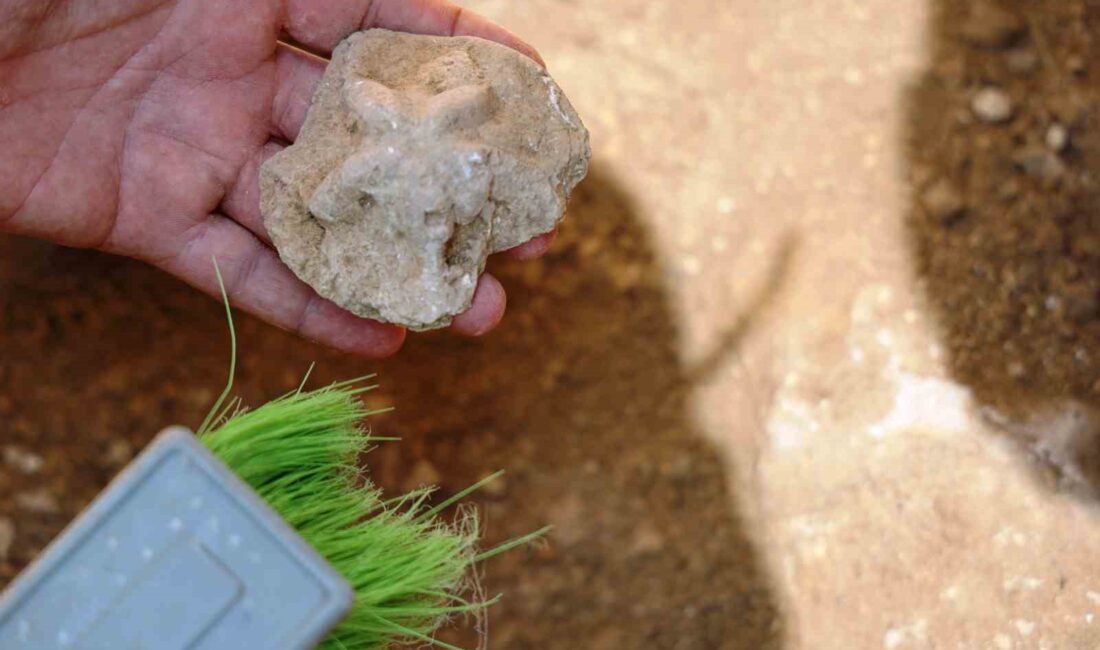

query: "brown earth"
(907, 0), (1100, 492)
(908, 0), (1099, 415)
(0, 166), (782, 648)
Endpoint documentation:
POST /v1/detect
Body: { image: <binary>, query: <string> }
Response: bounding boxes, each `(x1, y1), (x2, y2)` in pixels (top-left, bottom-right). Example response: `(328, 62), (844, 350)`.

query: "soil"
(0, 167), (781, 648)
(907, 0), (1100, 414)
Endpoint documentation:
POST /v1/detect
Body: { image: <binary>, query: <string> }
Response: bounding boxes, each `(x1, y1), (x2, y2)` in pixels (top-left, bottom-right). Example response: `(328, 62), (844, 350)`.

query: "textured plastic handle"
(0, 427), (353, 649)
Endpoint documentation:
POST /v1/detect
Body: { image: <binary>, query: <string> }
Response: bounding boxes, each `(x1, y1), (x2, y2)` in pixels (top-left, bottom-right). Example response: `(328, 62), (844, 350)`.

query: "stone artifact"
(260, 29), (590, 330)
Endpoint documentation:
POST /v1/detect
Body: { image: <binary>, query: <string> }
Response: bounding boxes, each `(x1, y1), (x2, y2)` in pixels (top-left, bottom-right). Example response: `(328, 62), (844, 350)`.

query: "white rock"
(16, 489), (59, 514)
(972, 87), (1014, 123)
(1045, 124), (1070, 152)
(4, 445), (43, 474)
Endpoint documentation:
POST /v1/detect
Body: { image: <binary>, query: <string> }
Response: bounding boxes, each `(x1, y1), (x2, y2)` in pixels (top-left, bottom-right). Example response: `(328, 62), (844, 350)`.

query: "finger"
(501, 229), (556, 260)
(449, 272), (506, 336)
(221, 141), (284, 243)
(284, 0), (544, 66)
(270, 44), (327, 141)
(157, 214), (406, 357)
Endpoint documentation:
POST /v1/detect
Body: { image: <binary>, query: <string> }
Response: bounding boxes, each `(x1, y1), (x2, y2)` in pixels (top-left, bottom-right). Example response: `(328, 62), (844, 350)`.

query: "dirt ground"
(2, 0), (1099, 649)
(0, 170), (783, 649)
(908, 0), (1099, 484)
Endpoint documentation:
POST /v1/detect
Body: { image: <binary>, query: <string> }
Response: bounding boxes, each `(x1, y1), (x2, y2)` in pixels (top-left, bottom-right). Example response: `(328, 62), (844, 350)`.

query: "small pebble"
(959, 1), (1024, 48)
(628, 524), (665, 556)
(1005, 47), (1039, 74)
(1045, 124), (1069, 152)
(920, 178), (966, 224)
(401, 459), (441, 492)
(103, 439), (133, 467)
(16, 489), (60, 515)
(1013, 146), (1065, 181)
(3, 446), (43, 474)
(972, 87), (1014, 123)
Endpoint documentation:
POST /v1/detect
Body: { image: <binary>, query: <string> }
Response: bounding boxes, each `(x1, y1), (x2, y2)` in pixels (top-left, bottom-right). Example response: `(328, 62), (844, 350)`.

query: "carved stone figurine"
(260, 30), (590, 330)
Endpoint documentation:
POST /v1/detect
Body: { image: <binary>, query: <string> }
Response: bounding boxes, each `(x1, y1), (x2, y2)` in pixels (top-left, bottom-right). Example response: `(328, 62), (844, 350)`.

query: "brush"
(0, 262), (546, 649)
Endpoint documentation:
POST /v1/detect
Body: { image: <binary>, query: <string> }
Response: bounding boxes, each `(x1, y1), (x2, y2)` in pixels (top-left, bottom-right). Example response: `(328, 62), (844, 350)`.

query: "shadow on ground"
(905, 0), (1100, 491)
(0, 165), (784, 647)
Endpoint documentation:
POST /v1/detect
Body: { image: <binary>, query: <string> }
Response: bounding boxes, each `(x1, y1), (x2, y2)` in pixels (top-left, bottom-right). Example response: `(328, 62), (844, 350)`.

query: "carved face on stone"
(260, 30), (590, 330)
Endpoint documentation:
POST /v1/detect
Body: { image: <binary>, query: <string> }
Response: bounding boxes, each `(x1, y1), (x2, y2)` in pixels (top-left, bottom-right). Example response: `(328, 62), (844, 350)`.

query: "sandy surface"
(1, 0), (1098, 648)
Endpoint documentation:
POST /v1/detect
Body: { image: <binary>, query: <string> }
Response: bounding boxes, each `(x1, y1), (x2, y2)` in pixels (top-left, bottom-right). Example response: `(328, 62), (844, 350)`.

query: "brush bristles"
(201, 383), (481, 650)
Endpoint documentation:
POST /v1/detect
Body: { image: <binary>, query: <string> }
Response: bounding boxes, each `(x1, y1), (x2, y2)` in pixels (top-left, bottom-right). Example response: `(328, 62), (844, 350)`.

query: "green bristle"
(201, 384), (484, 649)
(194, 259), (543, 649)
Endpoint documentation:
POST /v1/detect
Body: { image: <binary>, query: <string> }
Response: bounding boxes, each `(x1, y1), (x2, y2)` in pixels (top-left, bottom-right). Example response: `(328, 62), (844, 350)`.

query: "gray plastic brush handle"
(0, 427), (354, 649)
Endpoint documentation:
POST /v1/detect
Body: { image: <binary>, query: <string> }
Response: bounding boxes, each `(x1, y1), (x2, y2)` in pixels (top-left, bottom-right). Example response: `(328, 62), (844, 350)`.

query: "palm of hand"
(0, 0), (547, 355)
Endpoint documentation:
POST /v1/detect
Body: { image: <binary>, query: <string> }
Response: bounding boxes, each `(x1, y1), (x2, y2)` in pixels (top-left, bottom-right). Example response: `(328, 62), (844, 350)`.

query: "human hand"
(0, 0), (553, 356)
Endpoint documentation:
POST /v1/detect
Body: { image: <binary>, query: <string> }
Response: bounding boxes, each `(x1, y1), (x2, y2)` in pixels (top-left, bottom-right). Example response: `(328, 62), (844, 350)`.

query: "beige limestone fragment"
(260, 29), (590, 330)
